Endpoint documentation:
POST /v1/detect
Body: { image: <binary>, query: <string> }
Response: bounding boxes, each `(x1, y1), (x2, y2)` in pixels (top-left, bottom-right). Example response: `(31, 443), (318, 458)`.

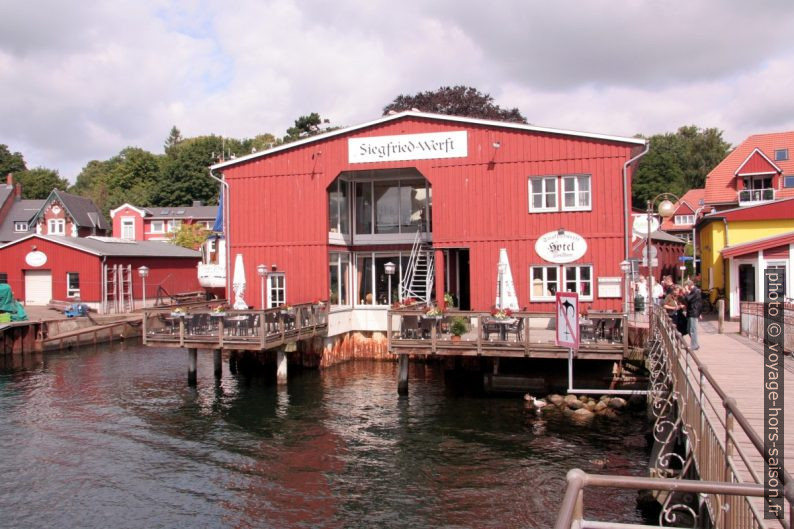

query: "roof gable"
(32, 189), (109, 230)
(705, 131), (794, 204)
(110, 203), (147, 219)
(211, 111), (646, 171)
(734, 148), (781, 176)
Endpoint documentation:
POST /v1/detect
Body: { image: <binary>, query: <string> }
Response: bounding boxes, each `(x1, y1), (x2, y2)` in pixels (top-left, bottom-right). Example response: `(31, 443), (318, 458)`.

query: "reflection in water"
(0, 346), (651, 528)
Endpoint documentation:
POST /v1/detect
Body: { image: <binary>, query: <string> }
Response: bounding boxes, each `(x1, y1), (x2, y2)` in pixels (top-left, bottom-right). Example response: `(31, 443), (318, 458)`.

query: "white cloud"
(1, 0), (793, 180)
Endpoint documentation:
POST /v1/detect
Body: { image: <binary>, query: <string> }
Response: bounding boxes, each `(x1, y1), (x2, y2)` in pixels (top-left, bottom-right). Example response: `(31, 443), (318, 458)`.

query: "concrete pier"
(276, 348), (287, 385)
(188, 348), (197, 386)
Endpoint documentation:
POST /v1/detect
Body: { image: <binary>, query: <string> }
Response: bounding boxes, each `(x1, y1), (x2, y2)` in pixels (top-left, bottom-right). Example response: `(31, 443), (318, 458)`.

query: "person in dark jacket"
(683, 280), (702, 349)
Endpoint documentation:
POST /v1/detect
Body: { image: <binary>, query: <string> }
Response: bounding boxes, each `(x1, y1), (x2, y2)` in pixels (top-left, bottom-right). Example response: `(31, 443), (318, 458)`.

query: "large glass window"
(67, 272), (80, 298)
(329, 252), (350, 305)
(348, 171), (431, 237)
(328, 179), (350, 235)
(531, 266), (558, 300)
(355, 252), (411, 306)
(356, 254), (373, 304)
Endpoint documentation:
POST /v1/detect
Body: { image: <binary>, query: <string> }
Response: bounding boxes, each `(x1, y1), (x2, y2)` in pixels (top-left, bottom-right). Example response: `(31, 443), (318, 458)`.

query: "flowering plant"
(172, 307), (186, 314)
(391, 297), (419, 309)
(424, 305), (444, 317)
(212, 305), (227, 313)
(490, 307), (513, 320)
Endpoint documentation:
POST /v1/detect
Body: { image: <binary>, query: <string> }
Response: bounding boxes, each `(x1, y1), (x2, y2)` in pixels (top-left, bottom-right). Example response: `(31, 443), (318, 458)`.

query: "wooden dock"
(687, 317), (793, 528)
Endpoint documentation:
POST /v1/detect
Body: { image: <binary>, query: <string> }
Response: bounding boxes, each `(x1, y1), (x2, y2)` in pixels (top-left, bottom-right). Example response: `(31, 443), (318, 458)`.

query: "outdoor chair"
(482, 319), (501, 340)
(401, 316), (421, 339)
(419, 318), (437, 339)
(506, 317), (524, 341)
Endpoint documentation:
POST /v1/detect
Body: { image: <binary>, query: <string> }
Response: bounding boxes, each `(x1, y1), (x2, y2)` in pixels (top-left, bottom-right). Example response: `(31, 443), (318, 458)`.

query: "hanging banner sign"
(535, 230), (587, 263)
(555, 291), (580, 349)
(349, 131), (468, 164)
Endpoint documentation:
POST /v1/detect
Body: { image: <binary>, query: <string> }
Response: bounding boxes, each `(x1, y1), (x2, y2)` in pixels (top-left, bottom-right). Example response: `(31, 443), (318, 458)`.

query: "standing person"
(683, 280), (702, 350)
(636, 276), (648, 312)
(651, 277), (664, 305)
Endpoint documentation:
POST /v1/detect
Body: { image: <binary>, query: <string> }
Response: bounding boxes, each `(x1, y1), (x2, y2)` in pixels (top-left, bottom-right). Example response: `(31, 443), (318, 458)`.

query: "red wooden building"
(211, 111), (646, 333)
(0, 234), (201, 311)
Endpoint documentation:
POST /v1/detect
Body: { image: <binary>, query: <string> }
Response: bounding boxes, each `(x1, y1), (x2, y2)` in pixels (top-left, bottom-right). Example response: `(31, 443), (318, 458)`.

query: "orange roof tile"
(704, 131), (794, 205)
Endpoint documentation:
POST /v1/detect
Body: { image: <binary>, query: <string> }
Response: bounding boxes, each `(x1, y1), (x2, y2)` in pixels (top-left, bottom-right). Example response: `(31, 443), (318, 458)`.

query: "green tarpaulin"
(0, 283), (28, 322)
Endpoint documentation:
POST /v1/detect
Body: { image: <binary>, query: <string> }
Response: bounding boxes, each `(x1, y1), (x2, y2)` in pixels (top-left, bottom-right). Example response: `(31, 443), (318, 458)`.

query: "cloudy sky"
(2, 0), (793, 182)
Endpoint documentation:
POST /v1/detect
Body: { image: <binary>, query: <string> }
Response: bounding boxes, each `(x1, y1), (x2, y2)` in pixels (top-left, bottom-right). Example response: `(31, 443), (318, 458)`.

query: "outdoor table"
(488, 317), (516, 340)
(224, 315), (250, 336)
(579, 318), (595, 341)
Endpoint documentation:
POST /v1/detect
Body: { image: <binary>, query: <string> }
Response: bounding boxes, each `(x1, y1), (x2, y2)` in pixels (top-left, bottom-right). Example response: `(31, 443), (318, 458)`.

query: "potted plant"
(424, 305), (444, 318)
(450, 316), (468, 341)
(490, 307), (514, 320)
(444, 292), (456, 308)
(211, 305), (227, 317)
(170, 307), (187, 318)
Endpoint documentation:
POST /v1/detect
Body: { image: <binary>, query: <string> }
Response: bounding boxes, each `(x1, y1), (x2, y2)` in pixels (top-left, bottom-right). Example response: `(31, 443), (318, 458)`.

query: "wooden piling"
(213, 348), (222, 379)
(397, 355), (409, 395)
(229, 351), (238, 374)
(188, 347), (197, 386)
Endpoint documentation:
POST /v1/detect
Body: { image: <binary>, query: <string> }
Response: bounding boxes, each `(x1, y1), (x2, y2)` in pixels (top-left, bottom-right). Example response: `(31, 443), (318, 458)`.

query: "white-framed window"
(561, 175), (591, 211)
(14, 221), (28, 232)
(150, 220), (164, 233)
(354, 251), (411, 306)
(48, 219), (65, 235)
(530, 265), (559, 301)
(328, 179), (351, 238)
(329, 252), (351, 306)
(267, 272), (286, 308)
(166, 219), (181, 233)
(528, 176), (557, 212)
(775, 148), (788, 161)
(121, 217), (135, 240)
(66, 272), (80, 298)
(674, 214), (695, 225)
(563, 265), (593, 300)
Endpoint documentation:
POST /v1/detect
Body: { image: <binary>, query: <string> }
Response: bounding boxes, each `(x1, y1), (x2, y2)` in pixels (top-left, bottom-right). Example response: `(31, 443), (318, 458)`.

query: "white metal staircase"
(400, 228), (434, 304)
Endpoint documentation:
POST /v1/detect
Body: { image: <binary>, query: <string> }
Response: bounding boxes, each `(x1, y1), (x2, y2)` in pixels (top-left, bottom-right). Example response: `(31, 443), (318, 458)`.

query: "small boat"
(198, 191), (226, 298)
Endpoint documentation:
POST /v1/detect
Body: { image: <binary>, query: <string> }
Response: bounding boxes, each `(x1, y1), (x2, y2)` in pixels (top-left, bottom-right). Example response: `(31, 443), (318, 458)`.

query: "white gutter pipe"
(622, 142), (650, 261)
(208, 168), (231, 300)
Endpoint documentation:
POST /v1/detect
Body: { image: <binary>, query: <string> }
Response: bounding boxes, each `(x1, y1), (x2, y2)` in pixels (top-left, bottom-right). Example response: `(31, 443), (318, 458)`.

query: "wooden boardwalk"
(688, 316), (793, 528)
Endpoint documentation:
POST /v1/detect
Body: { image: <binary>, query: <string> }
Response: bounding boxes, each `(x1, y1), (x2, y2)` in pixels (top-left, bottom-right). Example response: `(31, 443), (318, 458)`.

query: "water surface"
(0, 344), (650, 528)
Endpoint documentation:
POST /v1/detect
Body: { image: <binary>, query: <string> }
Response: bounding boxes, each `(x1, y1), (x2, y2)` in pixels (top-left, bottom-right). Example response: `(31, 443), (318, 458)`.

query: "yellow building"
(698, 198), (794, 317)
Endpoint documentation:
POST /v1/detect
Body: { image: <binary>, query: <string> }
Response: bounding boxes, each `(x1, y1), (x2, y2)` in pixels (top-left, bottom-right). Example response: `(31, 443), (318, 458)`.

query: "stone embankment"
(525, 393), (638, 419)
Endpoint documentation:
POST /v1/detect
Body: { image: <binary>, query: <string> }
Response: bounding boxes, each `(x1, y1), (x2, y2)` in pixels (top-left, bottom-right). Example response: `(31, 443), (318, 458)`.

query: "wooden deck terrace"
(141, 302), (329, 351)
(387, 309), (630, 361)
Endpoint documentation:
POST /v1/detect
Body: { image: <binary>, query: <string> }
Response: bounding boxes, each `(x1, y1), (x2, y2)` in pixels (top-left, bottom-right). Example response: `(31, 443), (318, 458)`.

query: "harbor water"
(0, 343), (652, 528)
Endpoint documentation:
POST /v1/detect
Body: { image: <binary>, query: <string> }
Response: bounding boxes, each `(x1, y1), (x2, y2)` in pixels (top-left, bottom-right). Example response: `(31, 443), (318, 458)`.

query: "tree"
(383, 85), (528, 123)
(15, 168), (69, 199)
(632, 126), (731, 208)
(164, 126), (184, 156)
(104, 147), (162, 214)
(282, 113), (337, 144)
(70, 159), (115, 214)
(169, 222), (209, 250)
(151, 135), (230, 207)
(0, 144), (27, 177)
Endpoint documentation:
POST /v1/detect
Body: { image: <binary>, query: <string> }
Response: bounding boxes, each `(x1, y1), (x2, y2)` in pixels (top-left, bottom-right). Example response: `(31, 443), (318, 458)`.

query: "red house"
(0, 234), (201, 311)
(704, 131), (794, 210)
(109, 202), (218, 241)
(209, 111), (646, 336)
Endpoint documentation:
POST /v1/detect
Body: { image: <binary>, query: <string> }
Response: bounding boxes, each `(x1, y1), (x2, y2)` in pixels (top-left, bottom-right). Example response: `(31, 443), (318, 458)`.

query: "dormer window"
(775, 148), (789, 161)
(674, 215), (695, 225)
(14, 221), (28, 232)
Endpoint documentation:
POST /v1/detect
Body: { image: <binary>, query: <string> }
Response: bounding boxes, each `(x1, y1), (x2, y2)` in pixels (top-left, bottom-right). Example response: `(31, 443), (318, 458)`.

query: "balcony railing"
(738, 188), (774, 205)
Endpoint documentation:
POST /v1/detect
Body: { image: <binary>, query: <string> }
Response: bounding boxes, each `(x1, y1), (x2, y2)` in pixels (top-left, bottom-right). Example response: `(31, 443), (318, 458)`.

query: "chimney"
(15, 183), (21, 198)
(192, 200), (203, 207)
(6, 173), (11, 185)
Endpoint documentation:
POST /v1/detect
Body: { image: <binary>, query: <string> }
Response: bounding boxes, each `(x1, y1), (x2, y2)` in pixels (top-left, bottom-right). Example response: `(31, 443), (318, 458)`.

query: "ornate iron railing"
(554, 306), (793, 528)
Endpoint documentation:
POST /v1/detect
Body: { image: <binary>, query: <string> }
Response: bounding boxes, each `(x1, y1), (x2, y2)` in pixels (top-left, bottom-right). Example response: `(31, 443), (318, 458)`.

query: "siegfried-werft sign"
(535, 230), (587, 263)
(349, 131), (468, 163)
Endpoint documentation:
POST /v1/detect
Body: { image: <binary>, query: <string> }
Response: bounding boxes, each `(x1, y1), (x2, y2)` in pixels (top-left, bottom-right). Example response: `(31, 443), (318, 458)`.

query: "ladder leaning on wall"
(102, 264), (134, 314)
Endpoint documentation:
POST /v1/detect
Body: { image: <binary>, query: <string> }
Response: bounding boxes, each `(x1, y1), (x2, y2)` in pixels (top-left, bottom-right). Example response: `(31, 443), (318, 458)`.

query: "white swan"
(524, 393), (548, 409)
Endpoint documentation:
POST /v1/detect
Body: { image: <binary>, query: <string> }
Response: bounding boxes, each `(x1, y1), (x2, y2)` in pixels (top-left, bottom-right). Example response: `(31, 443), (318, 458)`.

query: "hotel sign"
(349, 131), (468, 164)
(536, 230), (587, 264)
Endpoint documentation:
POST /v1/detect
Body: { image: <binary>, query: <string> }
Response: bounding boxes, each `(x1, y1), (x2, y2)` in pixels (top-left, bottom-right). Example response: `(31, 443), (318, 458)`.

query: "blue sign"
(679, 256), (693, 261)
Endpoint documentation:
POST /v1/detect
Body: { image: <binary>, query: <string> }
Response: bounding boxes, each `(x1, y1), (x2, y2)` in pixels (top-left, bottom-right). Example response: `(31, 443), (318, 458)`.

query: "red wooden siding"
(111, 206), (145, 240)
(736, 150), (778, 176)
(221, 116), (641, 311)
(763, 245), (789, 259)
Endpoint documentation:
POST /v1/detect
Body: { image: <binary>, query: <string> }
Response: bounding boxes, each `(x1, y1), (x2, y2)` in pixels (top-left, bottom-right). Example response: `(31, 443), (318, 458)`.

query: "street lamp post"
(679, 265), (687, 286)
(646, 194), (678, 336)
(619, 260), (631, 316)
(384, 262), (396, 305)
(256, 264), (267, 309)
(138, 266), (149, 310)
